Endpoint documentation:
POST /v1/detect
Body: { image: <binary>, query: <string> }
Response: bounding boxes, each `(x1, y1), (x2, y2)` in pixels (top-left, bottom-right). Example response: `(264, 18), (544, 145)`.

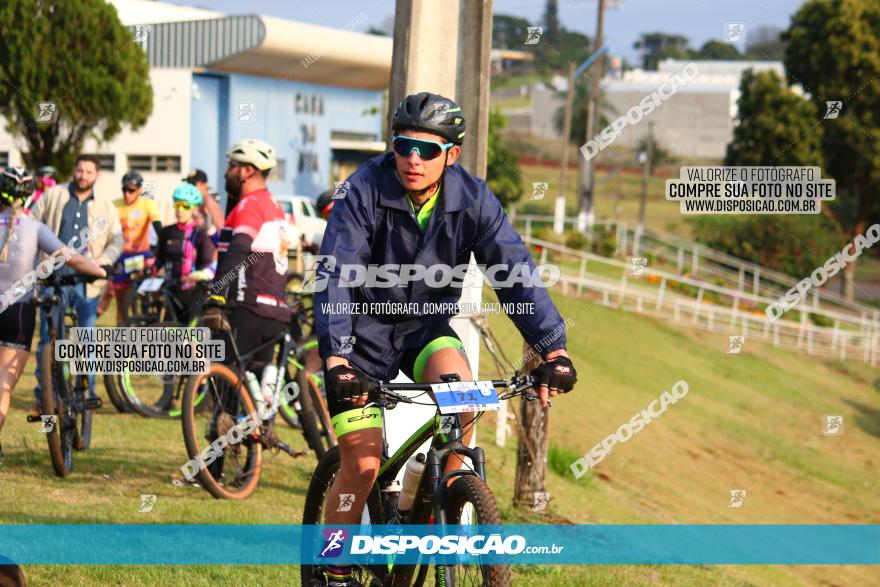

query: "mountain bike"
(180, 317), (336, 499)
(105, 275), (206, 418)
(27, 273), (103, 477)
(301, 372), (537, 587)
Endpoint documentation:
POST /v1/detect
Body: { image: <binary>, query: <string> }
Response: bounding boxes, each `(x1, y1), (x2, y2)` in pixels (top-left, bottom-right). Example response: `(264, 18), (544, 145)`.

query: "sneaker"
(28, 404), (40, 419)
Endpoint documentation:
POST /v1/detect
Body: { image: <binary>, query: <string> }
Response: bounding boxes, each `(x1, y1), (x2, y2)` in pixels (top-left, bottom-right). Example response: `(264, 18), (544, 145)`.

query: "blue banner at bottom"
(1, 525), (877, 565)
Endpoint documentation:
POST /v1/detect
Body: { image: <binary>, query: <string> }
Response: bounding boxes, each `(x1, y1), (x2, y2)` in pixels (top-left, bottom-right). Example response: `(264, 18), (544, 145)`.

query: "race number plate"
(432, 380), (500, 415)
(137, 277), (164, 294)
(124, 255), (145, 273)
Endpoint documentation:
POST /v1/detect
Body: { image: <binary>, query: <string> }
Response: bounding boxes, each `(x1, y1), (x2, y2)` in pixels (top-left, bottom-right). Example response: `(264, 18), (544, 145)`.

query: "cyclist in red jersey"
(204, 139), (298, 384)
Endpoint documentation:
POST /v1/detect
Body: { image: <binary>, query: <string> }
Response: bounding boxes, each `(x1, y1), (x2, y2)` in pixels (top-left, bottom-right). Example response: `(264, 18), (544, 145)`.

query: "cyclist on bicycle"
(0, 167), (106, 464)
(99, 171), (162, 324)
(155, 183), (217, 325)
(313, 92), (577, 587)
(203, 139), (298, 385)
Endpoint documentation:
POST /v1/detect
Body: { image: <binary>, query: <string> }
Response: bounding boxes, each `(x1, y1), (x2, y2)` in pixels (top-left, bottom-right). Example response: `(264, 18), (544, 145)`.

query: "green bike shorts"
(328, 322), (464, 438)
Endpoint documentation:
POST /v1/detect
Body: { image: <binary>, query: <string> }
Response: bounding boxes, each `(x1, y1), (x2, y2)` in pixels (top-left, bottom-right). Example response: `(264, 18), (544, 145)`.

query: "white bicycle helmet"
(226, 139), (277, 171)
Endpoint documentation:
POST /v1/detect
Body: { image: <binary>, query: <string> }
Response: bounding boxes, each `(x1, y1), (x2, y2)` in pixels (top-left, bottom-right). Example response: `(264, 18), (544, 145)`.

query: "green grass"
(2, 291), (879, 585)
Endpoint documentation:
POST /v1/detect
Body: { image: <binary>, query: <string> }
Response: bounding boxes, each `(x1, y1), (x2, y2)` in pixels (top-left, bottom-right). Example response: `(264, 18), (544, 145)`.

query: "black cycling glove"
(325, 363), (370, 402)
(530, 356), (577, 393)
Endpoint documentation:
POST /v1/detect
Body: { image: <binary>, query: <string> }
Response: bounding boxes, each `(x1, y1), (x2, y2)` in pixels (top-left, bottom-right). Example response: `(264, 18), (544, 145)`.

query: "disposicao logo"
(320, 529), (348, 558)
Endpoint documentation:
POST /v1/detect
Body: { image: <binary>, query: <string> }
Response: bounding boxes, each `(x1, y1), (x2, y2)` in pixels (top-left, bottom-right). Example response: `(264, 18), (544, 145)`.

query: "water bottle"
(245, 371), (266, 418)
(260, 364), (281, 415)
(397, 453), (426, 512)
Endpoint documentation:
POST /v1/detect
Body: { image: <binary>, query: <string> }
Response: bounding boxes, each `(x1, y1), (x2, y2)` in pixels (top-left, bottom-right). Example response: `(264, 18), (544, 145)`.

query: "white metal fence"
(511, 214), (879, 321)
(523, 235), (880, 366)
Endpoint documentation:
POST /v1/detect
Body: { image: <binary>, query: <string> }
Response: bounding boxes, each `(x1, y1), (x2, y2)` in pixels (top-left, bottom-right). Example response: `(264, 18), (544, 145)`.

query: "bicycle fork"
(424, 443), (487, 526)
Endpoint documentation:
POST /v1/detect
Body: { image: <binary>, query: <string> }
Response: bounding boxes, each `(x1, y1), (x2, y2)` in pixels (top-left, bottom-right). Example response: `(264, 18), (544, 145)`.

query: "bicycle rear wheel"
(440, 476), (512, 587)
(39, 340), (73, 477)
(181, 363), (261, 499)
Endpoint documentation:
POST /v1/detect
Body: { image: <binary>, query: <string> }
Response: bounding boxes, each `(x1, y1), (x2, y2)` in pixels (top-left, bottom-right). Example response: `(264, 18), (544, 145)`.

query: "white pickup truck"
(274, 195), (327, 248)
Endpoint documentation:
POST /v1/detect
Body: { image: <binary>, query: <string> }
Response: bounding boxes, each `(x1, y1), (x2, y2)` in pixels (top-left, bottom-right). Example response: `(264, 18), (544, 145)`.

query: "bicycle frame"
(374, 407), (486, 525)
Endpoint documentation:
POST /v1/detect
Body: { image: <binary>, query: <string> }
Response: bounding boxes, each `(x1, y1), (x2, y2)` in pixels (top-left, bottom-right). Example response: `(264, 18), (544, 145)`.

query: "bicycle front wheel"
(440, 476), (512, 587)
(102, 373), (131, 413)
(181, 363), (261, 499)
(294, 362), (335, 459)
(301, 447), (384, 586)
(39, 340), (73, 477)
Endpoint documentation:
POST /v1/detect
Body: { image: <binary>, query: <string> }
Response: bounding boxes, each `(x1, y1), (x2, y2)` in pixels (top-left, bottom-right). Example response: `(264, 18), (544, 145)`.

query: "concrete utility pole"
(577, 0), (607, 233)
(555, 46), (609, 235)
(638, 122), (654, 231)
(554, 63), (576, 234)
(384, 2), (493, 524)
(387, 0), (492, 178)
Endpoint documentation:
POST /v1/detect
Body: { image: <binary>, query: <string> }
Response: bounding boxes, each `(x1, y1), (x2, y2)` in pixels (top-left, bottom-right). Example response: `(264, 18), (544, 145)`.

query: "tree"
(724, 69), (822, 167)
(693, 40), (743, 61)
(634, 32), (690, 70)
(783, 0), (880, 300)
(711, 69), (829, 281)
(541, 0), (562, 48)
(492, 14), (531, 49)
(553, 78), (614, 143)
(0, 0), (152, 177)
(486, 110), (523, 208)
(745, 26), (785, 61)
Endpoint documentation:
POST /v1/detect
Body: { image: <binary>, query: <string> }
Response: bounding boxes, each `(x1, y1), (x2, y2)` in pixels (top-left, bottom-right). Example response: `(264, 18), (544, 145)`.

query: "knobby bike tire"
(102, 373), (131, 413)
(295, 366), (333, 459)
(181, 363), (262, 500)
(112, 321), (188, 418)
(39, 340), (71, 477)
(301, 447), (385, 586)
(76, 371), (93, 450)
(441, 476), (512, 587)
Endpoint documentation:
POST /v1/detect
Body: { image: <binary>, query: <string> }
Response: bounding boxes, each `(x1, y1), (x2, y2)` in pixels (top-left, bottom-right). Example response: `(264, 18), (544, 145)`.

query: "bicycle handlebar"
(42, 273), (101, 287)
(366, 373), (537, 409)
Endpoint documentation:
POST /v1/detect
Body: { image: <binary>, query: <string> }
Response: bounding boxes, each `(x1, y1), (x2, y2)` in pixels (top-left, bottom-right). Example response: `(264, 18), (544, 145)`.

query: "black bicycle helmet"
(315, 190), (335, 218)
(36, 165), (57, 178)
(0, 167), (35, 205)
(121, 170), (144, 187)
(392, 92), (466, 145)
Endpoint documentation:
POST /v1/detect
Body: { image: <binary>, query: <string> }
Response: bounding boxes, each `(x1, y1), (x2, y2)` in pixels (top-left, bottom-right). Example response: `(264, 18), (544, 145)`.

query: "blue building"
(2, 0), (392, 223)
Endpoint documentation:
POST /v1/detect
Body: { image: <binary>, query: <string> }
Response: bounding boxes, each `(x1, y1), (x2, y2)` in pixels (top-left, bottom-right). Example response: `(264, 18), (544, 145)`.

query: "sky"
(168, 0), (805, 64)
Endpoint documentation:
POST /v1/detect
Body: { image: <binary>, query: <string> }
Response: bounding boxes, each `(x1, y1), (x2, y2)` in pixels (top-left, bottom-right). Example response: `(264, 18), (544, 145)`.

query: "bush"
(688, 215), (842, 279)
(563, 230), (589, 250)
(809, 313), (834, 328)
(547, 445), (582, 478)
(532, 226), (563, 244)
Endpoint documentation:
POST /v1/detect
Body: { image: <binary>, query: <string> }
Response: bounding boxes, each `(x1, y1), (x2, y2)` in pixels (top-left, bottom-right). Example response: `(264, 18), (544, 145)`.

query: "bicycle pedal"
(26, 414), (44, 423)
(83, 397), (103, 410)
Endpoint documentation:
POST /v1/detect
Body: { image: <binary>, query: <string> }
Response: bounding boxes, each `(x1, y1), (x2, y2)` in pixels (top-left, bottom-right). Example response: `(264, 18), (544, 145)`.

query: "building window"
(128, 154), (181, 173)
(81, 154), (116, 171)
(0, 152), (7, 167)
(268, 159), (286, 182)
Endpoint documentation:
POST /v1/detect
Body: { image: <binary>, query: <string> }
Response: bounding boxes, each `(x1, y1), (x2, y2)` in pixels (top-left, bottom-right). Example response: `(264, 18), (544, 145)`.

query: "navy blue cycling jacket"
(314, 151), (567, 381)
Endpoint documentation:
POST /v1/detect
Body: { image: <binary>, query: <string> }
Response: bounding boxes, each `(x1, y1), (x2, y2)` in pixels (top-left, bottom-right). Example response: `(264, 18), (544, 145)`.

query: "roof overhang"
(330, 139), (387, 152)
(129, 14), (392, 91)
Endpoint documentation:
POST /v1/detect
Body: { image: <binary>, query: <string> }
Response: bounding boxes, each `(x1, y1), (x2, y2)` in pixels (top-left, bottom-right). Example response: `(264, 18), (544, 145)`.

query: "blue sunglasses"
(391, 135), (453, 160)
